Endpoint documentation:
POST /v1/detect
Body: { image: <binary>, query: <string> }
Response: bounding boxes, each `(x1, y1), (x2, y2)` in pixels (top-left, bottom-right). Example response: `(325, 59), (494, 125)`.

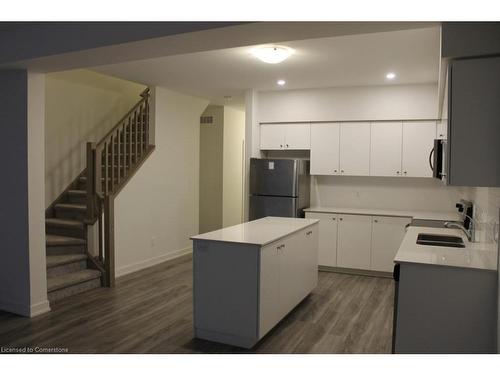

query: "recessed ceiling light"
(252, 45), (293, 64)
(277, 79), (286, 86)
(386, 72), (396, 80)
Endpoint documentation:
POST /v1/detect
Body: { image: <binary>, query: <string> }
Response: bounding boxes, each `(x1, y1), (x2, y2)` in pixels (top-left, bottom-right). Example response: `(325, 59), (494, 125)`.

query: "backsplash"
(466, 187), (500, 244)
(310, 176), (500, 246)
(310, 175), (469, 213)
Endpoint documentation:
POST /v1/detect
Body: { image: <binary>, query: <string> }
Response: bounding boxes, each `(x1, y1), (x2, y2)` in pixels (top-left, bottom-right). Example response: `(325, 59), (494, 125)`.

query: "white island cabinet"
(190, 217), (319, 348)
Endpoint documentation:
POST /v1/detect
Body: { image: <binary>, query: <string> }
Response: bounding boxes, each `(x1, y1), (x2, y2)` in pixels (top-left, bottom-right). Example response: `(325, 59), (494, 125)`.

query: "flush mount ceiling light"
(386, 72), (396, 80)
(277, 79), (286, 86)
(252, 45), (294, 64)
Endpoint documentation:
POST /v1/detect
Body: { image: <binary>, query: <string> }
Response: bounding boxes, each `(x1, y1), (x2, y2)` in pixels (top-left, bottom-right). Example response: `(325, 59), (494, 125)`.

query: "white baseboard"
(30, 300), (51, 317)
(116, 247), (192, 278)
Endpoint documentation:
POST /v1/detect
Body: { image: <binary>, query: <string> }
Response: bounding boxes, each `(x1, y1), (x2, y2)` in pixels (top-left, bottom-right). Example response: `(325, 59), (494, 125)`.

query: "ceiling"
(93, 26), (440, 109)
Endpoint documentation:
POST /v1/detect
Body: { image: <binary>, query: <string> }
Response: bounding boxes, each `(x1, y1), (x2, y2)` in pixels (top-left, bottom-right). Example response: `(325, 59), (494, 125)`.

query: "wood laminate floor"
(0, 254), (394, 354)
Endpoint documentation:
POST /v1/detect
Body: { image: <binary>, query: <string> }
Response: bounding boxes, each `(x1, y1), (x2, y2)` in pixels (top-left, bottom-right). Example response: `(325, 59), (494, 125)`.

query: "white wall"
(199, 105), (224, 233)
(28, 73), (50, 317)
(45, 70), (145, 207)
(244, 90), (263, 220)
(223, 107), (245, 227)
(257, 84), (438, 123)
(114, 87), (209, 277)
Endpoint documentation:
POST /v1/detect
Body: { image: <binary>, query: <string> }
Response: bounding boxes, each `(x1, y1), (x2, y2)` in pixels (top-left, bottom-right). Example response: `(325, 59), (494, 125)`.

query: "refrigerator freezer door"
(250, 158), (298, 197)
(249, 196), (299, 221)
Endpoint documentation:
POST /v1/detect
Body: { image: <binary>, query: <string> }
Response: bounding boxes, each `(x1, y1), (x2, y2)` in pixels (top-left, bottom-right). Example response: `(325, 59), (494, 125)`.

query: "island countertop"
(190, 216), (319, 246)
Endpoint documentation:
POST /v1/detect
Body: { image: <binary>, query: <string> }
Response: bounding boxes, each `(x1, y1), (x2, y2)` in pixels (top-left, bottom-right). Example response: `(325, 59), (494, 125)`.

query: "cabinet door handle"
(286, 144), (289, 148)
(374, 219), (378, 223)
(280, 144), (283, 148)
(396, 171), (400, 175)
(332, 217), (336, 221)
(341, 170), (345, 173)
(403, 171), (407, 175)
(334, 169), (338, 173)
(306, 231), (312, 235)
(339, 218), (343, 221)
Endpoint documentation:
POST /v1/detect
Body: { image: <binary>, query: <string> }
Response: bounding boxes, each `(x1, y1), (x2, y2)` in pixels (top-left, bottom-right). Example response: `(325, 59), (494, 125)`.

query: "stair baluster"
(85, 88), (153, 287)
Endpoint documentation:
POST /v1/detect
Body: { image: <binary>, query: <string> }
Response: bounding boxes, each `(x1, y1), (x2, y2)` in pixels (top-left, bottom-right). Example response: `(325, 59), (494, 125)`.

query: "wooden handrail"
(96, 88), (150, 148)
(85, 88), (153, 287)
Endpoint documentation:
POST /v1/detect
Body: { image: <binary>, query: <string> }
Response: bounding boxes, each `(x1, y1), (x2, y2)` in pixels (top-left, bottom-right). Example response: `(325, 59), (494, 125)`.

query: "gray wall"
(0, 70), (31, 315)
(0, 22), (244, 65)
(442, 22), (500, 58)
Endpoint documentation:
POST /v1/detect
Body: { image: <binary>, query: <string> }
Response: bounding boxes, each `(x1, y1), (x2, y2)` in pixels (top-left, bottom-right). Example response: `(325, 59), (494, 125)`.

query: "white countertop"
(304, 206), (460, 221)
(190, 216), (319, 246)
(395, 226), (498, 271)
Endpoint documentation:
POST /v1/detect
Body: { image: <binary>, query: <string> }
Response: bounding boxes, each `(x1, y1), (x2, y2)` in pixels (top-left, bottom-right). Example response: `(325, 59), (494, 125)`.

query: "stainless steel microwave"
(430, 139), (447, 182)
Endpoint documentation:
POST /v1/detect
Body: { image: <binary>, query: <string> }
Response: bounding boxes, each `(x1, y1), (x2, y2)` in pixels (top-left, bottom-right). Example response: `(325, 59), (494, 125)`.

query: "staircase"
(45, 88), (153, 303)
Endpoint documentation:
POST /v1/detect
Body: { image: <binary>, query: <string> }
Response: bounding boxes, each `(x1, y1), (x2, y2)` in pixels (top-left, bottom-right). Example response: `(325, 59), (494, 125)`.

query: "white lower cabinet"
(306, 211), (410, 273)
(337, 214), (372, 269)
(370, 216), (411, 272)
(304, 212), (338, 267)
(259, 225), (318, 339)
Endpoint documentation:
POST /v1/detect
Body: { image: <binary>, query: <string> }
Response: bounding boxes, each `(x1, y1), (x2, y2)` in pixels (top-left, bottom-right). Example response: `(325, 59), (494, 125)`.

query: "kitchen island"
(190, 216), (319, 348)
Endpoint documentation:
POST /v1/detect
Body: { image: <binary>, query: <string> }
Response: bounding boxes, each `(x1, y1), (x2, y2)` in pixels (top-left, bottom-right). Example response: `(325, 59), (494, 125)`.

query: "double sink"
(416, 233), (465, 248)
(411, 219), (466, 248)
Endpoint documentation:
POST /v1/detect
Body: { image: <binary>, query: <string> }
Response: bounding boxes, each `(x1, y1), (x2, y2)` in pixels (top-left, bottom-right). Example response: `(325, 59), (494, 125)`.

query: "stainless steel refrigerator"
(249, 158), (310, 221)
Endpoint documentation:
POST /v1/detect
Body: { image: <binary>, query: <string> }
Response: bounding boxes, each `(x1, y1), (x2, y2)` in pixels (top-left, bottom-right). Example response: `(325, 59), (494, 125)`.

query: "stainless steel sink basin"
(416, 233), (466, 248)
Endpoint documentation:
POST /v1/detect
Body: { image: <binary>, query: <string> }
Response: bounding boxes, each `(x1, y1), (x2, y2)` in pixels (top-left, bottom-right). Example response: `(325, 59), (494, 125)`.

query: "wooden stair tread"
(54, 203), (87, 211)
(47, 269), (101, 292)
(46, 234), (85, 247)
(46, 218), (84, 228)
(67, 190), (86, 196)
(47, 254), (87, 268)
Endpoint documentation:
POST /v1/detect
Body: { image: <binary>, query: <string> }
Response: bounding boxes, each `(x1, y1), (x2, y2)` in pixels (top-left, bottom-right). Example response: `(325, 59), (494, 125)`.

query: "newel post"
(103, 194), (115, 287)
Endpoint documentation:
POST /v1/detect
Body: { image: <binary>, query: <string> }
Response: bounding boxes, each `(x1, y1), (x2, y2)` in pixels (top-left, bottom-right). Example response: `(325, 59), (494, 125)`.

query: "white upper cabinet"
(260, 124), (285, 150)
(370, 122), (403, 177)
(263, 120), (437, 179)
(339, 122), (370, 176)
(260, 123), (310, 150)
(284, 123), (310, 149)
(402, 121), (436, 177)
(436, 120), (447, 139)
(310, 123), (340, 175)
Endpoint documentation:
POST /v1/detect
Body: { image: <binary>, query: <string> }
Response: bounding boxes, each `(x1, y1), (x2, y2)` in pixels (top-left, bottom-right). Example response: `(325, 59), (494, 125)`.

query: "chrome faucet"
(445, 214), (476, 242)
